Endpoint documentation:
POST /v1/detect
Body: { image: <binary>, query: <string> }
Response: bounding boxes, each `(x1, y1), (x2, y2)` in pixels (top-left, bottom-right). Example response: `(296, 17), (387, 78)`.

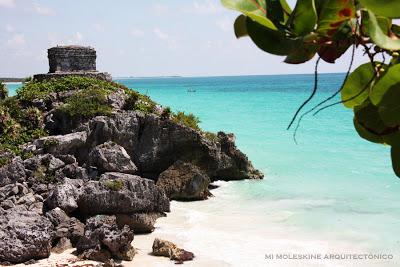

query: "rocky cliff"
(0, 76), (263, 265)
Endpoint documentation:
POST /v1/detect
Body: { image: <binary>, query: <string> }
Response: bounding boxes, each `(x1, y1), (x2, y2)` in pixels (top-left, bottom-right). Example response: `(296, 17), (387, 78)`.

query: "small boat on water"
(187, 88), (196, 93)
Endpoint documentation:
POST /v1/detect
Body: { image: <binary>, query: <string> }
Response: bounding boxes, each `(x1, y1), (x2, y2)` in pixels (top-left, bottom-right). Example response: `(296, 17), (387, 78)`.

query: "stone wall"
(48, 46), (96, 73)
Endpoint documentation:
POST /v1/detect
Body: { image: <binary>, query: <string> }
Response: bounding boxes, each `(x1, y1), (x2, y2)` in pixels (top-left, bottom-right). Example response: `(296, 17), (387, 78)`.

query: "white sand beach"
(13, 182), (398, 267)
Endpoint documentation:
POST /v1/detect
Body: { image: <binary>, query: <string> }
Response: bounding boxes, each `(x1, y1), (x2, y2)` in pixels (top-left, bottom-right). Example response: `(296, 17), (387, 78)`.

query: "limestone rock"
(0, 157), (26, 186)
(44, 178), (84, 213)
(46, 208), (85, 246)
(33, 131), (87, 156)
(157, 161), (211, 200)
(51, 237), (72, 254)
(55, 163), (89, 180)
(152, 238), (194, 264)
(84, 112), (263, 181)
(85, 112), (141, 156)
(0, 209), (54, 263)
(88, 142), (137, 174)
(152, 238), (177, 257)
(77, 173), (170, 216)
(116, 212), (164, 234)
(76, 215), (135, 262)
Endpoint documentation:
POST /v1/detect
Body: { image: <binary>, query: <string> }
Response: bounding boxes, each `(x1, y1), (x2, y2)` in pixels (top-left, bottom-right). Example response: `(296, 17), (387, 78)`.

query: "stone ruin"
(33, 45), (112, 82)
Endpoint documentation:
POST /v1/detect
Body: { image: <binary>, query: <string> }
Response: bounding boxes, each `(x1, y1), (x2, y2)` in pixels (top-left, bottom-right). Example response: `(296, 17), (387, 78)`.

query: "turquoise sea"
(6, 75), (400, 266)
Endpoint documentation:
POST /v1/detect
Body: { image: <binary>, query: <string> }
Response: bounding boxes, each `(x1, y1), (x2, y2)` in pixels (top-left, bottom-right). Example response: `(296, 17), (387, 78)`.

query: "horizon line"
(114, 72), (346, 79)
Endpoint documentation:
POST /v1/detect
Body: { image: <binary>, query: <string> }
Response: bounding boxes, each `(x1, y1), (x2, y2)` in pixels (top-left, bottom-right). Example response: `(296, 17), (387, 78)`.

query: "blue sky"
(0, 0), (366, 77)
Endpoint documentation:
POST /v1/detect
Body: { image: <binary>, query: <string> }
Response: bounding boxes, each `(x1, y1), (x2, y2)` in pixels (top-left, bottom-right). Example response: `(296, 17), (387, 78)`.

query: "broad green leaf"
(234, 15), (248, 38)
(359, 0), (400, 19)
(361, 11), (391, 36)
(316, 0), (355, 38)
(221, 0), (277, 30)
(370, 64), (400, 105)
(378, 83), (400, 127)
(391, 146), (400, 178)
(354, 118), (383, 144)
(279, 0), (292, 16)
(246, 18), (300, 56)
(341, 62), (375, 108)
(354, 101), (388, 135)
(288, 0), (317, 36)
(266, 0), (284, 23)
(368, 11), (400, 51)
(284, 43), (317, 64)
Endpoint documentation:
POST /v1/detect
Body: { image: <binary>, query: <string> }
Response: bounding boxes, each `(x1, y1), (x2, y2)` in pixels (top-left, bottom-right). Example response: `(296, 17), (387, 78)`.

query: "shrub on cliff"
(17, 76), (126, 102)
(0, 76), (217, 163)
(60, 87), (112, 119)
(173, 111), (201, 131)
(124, 89), (156, 114)
(0, 82), (7, 100)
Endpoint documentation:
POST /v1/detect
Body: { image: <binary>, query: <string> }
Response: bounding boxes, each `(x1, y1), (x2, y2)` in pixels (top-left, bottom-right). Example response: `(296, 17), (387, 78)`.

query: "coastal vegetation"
(173, 111), (201, 131)
(60, 87), (113, 118)
(0, 81), (7, 100)
(222, 0), (400, 177)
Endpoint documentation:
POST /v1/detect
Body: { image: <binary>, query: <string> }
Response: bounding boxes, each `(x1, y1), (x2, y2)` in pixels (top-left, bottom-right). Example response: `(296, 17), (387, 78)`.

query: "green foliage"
(222, 0), (277, 30)
(173, 111), (201, 130)
(288, 0), (317, 36)
(204, 131), (219, 142)
(161, 106), (172, 120)
(0, 157), (12, 168)
(43, 138), (59, 151)
(123, 89), (140, 110)
(368, 11), (400, 51)
(104, 180), (124, 191)
(123, 88), (156, 114)
(222, 0), (400, 178)
(2, 97), (23, 120)
(17, 76), (122, 102)
(0, 82), (7, 100)
(33, 165), (57, 184)
(341, 63), (376, 108)
(60, 87), (112, 118)
(359, 0), (400, 19)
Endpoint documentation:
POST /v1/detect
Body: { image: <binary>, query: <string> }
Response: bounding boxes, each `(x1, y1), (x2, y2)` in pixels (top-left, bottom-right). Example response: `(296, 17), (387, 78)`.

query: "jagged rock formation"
(157, 161), (211, 200)
(152, 238), (195, 264)
(0, 70), (263, 264)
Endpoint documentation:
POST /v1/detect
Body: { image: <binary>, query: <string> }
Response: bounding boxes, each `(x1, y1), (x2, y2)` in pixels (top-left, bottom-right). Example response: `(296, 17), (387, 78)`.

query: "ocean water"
(6, 75), (400, 266)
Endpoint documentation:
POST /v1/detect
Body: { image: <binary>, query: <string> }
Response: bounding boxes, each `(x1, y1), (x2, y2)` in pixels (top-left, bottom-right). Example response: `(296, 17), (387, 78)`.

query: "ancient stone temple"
(33, 45), (112, 82)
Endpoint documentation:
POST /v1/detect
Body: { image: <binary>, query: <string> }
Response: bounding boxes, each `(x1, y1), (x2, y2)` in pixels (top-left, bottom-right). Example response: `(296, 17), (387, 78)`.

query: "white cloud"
(182, 0), (223, 15)
(216, 18), (232, 32)
(93, 23), (105, 33)
(154, 4), (169, 15)
(34, 2), (55, 16)
(5, 24), (15, 32)
(130, 28), (144, 37)
(0, 0), (15, 8)
(5, 33), (25, 48)
(68, 32), (83, 44)
(47, 32), (84, 46)
(154, 28), (168, 41)
(153, 28), (177, 49)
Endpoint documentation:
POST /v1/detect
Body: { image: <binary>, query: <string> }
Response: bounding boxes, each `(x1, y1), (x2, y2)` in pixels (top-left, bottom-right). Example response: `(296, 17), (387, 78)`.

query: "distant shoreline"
(0, 78), (25, 83)
(114, 72), (346, 80)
